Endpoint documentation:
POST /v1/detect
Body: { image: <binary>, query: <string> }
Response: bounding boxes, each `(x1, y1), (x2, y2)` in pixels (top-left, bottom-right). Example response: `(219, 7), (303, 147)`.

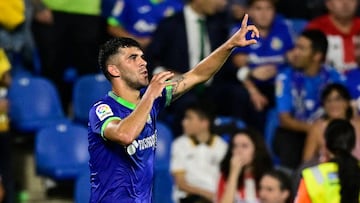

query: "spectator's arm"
(303, 121), (321, 161)
(279, 112), (311, 133)
(172, 172), (214, 201)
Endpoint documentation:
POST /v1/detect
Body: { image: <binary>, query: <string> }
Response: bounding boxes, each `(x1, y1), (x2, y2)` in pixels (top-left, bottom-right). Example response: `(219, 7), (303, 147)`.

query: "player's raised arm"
(171, 14), (259, 100)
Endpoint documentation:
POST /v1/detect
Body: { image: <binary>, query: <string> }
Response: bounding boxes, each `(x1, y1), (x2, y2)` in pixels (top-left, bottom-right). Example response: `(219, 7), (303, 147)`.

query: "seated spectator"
(230, 0), (294, 132)
(295, 119), (360, 203)
(106, 0), (183, 48)
(171, 102), (228, 203)
(303, 83), (360, 163)
(274, 29), (344, 171)
(345, 32), (360, 114)
(259, 169), (293, 203)
(306, 0), (360, 73)
(217, 128), (273, 203)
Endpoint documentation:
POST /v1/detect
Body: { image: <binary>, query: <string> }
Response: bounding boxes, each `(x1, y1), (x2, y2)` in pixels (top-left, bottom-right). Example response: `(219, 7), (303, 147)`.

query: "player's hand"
(227, 14), (259, 49)
(145, 71), (176, 100)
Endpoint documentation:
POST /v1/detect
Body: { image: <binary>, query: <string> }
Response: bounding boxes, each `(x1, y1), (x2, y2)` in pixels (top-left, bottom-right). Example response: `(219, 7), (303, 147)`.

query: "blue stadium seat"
(213, 116), (246, 143)
(8, 76), (70, 133)
(72, 74), (111, 125)
(153, 122), (174, 203)
(35, 123), (89, 180)
(74, 166), (90, 203)
(285, 18), (308, 38)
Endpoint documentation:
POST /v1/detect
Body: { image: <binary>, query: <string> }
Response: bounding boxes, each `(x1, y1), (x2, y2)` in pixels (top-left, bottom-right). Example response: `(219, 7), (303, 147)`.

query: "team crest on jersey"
(96, 104), (113, 121)
(271, 37), (283, 51)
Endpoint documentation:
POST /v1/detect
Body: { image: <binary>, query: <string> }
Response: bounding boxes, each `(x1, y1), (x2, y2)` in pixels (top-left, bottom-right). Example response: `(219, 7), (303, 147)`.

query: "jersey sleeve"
(89, 102), (121, 140)
(276, 69), (292, 114)
(154, 85), (173, 114)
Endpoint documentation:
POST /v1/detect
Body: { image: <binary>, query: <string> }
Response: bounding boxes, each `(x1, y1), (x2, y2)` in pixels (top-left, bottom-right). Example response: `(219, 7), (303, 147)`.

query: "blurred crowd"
(1, 0), (360, 202)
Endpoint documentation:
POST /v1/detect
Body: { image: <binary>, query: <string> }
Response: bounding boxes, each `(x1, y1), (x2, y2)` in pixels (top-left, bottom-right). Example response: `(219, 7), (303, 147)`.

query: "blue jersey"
(276, 66), (344, 122)
(108, 0), (183, 37)
(231, 15), (294, 81)
(88, 88), (172, 202)
(345, 67), (360, 112)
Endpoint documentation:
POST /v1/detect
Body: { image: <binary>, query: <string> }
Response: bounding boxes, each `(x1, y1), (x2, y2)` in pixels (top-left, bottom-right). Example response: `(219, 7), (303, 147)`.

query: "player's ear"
(108, 65), (121, 77)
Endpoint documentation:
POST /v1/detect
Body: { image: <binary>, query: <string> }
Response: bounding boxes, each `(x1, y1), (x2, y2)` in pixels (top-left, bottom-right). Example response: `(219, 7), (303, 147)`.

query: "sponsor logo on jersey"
(96, 104), (113, 121)
(126, 131), (157, 155)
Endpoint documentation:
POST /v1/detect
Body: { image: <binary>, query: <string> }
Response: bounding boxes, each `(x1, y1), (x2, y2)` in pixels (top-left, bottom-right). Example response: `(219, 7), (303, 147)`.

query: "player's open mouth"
(140, 70), (148, 77)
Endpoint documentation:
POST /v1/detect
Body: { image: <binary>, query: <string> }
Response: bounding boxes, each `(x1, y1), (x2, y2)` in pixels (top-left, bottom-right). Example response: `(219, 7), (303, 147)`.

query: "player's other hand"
(145, 71), (176, 100)
(228, 14), (259, 49)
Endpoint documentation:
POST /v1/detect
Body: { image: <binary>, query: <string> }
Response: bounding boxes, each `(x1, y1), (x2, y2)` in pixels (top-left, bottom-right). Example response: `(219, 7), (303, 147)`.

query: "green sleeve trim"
(165, 85), (173, 106)
(107, 17), (120, 27)
(100, 117), (121, 141)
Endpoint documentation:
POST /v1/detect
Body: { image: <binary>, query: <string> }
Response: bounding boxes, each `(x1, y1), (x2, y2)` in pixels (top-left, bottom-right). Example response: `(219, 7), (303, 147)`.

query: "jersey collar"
(108, 91), (136, 110)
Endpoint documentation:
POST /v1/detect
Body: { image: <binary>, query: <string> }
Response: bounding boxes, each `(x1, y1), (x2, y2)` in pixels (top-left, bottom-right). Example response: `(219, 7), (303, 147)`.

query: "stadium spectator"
(274, 29), (344, 170)
(230, 0), (294, 132)
(303, 83), (360, 163)
(217, 128), (273, 203)
(295, 119), (360, 203)
(106, 0), (183, 48)
(306, 0), (360, 73)
(171, 102), (227, 203)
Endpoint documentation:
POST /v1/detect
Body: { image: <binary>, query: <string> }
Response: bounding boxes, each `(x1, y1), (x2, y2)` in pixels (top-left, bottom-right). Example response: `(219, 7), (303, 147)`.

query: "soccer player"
(88, 14), (259, 202)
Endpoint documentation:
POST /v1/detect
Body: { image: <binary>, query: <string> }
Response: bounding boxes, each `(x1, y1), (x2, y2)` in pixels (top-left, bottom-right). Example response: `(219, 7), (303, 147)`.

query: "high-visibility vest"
(302, 162), (360, 203)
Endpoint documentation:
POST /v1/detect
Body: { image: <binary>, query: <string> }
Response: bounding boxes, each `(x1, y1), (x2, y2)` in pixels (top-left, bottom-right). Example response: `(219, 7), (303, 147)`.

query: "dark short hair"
(321, 83), (353, 119)
(98, 37), (142, 80)
(301, 29), (328, 62)
(184, 102), (216, 133)
(262, 169), (293, 203)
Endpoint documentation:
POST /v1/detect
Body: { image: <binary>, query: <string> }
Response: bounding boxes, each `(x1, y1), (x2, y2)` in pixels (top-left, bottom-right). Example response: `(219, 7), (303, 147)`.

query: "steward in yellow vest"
(295, 119), (360, 203)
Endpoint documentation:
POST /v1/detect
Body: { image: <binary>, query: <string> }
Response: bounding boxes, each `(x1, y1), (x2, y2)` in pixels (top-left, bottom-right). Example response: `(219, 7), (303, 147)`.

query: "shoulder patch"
(96, 104), (114, 121)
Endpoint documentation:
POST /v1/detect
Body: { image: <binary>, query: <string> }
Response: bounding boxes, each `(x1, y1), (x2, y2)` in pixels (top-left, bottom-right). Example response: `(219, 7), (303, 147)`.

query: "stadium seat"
(8, 76), (70, 133)
(153, 122), (174, 203)
(35, 123), (89, 180)
(74, 166), (90, 203)
(213, 116), (246, 143)
(72, 73), (111, 125)
(285, 18), (308, 38)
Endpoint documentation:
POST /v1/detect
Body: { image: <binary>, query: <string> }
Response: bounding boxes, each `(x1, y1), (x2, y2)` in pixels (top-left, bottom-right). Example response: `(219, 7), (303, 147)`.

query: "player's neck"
(112, 84), (141, 104)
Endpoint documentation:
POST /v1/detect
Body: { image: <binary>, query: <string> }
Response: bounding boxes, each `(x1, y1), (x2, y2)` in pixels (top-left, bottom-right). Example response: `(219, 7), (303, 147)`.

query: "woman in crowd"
(217, 128), (273, 203)
(303, 83), (360, 163)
